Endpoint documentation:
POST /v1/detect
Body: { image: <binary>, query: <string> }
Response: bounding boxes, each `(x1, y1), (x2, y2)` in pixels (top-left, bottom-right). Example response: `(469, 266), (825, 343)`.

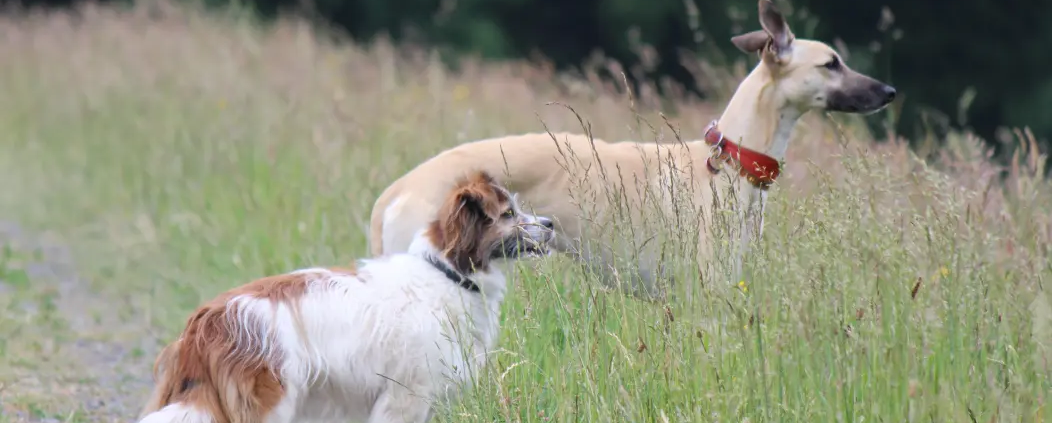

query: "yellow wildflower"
(939, 267), (949, 277)
(738, 280), (748, 293)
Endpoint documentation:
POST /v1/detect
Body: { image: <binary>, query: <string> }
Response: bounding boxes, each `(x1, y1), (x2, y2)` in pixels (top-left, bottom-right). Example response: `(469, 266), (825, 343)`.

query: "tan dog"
(368, 0), (896, 296)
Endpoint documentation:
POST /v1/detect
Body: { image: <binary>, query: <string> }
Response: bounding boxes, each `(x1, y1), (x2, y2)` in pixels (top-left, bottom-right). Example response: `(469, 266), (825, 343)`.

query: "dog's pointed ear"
(731, 30), (770, 54)
(758, 0), (794, 59)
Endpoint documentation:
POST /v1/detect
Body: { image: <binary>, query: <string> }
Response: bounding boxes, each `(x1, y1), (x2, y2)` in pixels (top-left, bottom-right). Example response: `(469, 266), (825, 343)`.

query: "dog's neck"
(407, 231), (507, 297)
(424, 254), (481, 292)
(700, 63), (804, 162)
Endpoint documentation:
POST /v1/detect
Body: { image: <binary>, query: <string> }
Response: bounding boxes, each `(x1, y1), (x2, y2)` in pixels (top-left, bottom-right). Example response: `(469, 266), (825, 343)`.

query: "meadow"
(1, 2), (1050, 422)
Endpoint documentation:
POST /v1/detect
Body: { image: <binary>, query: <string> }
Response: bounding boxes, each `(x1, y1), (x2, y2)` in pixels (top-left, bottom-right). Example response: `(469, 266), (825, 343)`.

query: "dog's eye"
(502, 208), (516, 218)
(822, 57), (841, 71)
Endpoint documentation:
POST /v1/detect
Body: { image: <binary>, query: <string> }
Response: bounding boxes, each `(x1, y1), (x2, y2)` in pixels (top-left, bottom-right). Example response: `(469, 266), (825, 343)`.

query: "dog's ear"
(439, 171), (498, 272)
(757, 0), (794, 61)
(731, 30), (770, 54)
(454, 171), (501, 217)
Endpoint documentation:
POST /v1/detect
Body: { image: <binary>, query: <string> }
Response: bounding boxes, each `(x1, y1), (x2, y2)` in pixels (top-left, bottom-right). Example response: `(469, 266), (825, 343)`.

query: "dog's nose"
(538, 217), (554, 230)
(882, 85), (897, 102)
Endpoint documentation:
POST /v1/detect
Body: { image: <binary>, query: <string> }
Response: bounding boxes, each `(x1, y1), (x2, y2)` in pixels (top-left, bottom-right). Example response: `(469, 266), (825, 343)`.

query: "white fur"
(139, 240), (512, 423)
(274, 255), (504, 422)
(141, 174), (554, 423)
(139, 404), (214, 423)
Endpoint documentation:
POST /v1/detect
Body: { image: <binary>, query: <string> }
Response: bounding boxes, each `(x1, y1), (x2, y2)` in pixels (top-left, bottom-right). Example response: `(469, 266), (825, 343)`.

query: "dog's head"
(428, 170), (555, 275)
(731, 0), (897, 114)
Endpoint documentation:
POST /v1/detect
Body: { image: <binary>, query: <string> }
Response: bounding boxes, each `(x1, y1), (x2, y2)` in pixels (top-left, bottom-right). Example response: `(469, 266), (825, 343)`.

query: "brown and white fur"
(367, 0), (896, 294)
(138, 171), (554, 423)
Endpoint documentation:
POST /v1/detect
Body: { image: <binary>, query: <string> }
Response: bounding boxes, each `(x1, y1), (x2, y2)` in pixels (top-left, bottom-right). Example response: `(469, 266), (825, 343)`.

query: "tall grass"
(0, 2), (1049, 421)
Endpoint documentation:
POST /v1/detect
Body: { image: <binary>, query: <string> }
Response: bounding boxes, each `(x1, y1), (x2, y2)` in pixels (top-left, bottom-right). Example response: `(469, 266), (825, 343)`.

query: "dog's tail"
(138, 305), (286, 423)
(138, 340), (217, 423)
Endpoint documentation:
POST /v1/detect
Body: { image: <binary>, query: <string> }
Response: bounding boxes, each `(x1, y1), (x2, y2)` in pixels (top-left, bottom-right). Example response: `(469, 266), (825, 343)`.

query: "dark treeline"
(15, 0), (1052, 155)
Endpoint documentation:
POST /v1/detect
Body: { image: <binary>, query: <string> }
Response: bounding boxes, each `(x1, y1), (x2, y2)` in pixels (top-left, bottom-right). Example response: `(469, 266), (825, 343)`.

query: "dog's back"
(367, 131), (599, 257)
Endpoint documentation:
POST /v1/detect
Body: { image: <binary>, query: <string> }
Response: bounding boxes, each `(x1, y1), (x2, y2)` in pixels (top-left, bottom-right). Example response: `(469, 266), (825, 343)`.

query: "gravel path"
(0, 221), (161, 422)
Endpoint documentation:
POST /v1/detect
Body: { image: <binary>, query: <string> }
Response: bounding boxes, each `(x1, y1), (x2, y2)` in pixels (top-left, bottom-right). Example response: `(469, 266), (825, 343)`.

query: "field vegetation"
(0, 2), (1050, 422)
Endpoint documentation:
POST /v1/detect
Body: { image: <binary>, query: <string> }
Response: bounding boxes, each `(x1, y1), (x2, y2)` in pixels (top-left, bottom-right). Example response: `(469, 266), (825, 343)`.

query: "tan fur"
(368, 0), (896, 291)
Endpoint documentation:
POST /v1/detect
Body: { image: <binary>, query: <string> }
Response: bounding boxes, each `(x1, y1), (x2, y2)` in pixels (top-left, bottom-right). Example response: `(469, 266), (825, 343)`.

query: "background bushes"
(16, 0), (1051, 157)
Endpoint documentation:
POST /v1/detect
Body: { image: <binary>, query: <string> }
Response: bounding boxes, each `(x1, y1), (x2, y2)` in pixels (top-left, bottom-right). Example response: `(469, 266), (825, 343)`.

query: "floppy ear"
(439, 171), (496, 272)
(758, 0), (794, 60)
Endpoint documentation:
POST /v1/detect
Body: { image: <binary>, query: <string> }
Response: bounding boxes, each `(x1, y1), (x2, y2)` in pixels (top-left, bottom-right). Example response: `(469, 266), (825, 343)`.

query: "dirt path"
(0, 221), (161, 422)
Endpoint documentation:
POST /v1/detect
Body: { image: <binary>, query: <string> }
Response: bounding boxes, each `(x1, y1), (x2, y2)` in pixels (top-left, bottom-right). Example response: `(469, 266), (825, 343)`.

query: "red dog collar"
(702, 120), (781, 190)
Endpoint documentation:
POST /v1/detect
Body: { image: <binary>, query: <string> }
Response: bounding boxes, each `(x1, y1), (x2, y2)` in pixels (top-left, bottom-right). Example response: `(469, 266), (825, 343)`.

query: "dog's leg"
(733, 213), (748, 284)
(367, 387), (432, 423)
(576, 241), (667, 300)
(694, 226), (714, 300)
(567, 237), (615, 285)
(634, 250), (670, 301)
(732, 186), (764, 284)
(757, 190), (769, 238)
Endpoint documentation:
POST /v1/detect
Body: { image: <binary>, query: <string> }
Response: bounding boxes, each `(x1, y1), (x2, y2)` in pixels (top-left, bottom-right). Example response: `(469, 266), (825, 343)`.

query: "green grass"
(0, 2), (1050, 422)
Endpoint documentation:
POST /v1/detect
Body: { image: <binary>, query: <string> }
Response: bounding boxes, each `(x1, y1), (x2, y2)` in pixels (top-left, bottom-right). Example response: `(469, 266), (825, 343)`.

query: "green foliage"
(14, 0), (1052, 148)
(1, 4), (1050, 420)
(277, 0), (1052, 152)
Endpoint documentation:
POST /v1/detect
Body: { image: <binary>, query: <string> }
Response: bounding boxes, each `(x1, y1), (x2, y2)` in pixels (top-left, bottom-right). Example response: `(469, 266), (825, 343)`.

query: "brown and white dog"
(368, 0), (897, 294)
(138, 171), (554, 423)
